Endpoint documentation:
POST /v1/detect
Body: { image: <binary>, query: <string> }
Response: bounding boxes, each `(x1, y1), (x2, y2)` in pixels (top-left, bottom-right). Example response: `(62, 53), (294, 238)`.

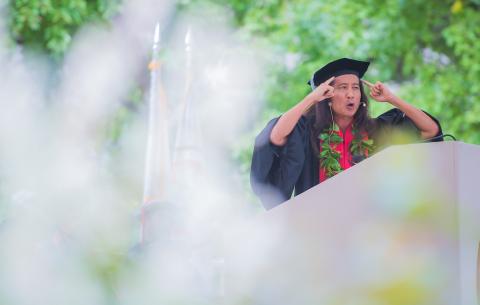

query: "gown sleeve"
(250, 116), (308, 209)
(374, 108), (443, 148)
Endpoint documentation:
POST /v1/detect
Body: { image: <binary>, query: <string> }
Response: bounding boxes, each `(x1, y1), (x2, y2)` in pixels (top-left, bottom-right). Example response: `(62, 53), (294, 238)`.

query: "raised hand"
(270, 76), (336, 146)
(309, 76), (335, 102)
(362, 79), (394, 103)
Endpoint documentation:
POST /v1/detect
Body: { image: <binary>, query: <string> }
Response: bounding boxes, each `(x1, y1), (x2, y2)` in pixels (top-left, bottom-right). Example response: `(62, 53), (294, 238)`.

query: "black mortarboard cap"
(307, 58), (370, 90)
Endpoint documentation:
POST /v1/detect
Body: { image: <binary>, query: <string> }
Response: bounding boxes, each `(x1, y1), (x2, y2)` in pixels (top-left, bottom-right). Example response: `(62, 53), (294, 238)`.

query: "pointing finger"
(361, 79), (374, 88)
(325, 76), (335, 85)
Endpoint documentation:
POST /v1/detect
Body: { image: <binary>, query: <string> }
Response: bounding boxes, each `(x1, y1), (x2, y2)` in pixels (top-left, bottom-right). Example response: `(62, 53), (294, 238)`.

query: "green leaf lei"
(318, 124), (375, 178)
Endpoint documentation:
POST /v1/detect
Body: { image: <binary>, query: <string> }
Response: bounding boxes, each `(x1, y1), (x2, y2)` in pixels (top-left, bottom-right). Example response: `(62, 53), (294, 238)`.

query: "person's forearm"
(389, 95), (439, 139)
(270, 94), (317, 146)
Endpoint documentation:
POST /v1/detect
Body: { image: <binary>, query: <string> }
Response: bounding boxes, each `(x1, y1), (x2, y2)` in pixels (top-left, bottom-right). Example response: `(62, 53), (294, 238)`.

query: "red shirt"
(319, 124), (368, 182)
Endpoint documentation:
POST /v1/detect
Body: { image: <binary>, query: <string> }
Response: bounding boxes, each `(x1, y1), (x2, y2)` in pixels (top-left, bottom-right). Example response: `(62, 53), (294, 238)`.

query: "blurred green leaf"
(8, 0), (121, 57)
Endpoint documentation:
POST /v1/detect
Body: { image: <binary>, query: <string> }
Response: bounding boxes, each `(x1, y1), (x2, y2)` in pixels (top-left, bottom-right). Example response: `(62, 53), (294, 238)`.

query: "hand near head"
(362, 80), (395, 103)
(309, 76), (335, 102)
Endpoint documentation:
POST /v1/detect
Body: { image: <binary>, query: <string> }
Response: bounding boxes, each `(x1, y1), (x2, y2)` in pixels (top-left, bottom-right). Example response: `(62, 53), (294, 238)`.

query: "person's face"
(330, 74), (362, 119)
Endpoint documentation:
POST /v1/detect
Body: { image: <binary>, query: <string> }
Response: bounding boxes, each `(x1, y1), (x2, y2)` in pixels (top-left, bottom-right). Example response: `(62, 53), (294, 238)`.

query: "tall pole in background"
(173, 27), (204, 187)
(141, 22), (171, 244)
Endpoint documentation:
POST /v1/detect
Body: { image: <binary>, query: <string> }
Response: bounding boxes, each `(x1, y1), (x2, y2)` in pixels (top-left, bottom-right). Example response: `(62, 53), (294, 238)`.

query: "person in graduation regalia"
(250, 58), (443, 210)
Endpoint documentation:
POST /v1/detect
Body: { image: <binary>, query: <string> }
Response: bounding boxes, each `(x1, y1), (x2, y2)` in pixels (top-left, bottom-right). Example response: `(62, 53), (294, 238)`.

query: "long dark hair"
(306, 80), (376, 156)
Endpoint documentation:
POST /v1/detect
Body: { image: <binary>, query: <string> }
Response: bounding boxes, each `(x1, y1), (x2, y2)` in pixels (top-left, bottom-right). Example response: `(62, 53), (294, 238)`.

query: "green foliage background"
(185, 0), (480, 144)
(9, 0), (120, 56)
(7, 0), (480, 146)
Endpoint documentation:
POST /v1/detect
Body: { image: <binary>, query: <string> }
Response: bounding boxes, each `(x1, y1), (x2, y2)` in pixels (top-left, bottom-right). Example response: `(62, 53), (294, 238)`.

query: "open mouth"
(346, 102), (355, 111)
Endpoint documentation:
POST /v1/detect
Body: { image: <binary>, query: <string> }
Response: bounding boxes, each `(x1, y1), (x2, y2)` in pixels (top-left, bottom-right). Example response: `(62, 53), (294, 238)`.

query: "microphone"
(421, 134), (457, 142)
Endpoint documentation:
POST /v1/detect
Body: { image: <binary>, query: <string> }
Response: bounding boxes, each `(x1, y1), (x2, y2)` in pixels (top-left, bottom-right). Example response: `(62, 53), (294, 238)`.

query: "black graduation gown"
(250, 108), (443, 210)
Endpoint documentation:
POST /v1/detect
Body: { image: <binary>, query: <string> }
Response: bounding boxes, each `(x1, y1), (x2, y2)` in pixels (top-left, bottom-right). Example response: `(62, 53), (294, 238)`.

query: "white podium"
(228, 142), (480, 305)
